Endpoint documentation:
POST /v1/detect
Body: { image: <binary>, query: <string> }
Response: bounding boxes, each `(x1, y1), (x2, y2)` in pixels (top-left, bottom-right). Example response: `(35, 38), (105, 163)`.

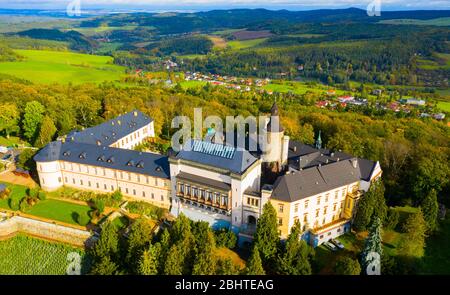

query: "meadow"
(227, 38), (268, 50)
(380, 17), (450, 26)
(0, 49), (126, 84)
(0, 235), (89, 275)
(437, 101), (450, 112)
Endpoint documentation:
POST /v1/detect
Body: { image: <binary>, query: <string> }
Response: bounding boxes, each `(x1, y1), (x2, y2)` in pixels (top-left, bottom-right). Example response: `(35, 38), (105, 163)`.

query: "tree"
(245, 245), (266, 275)
(276, 220), (313, 275)
(253, 202), (279, 265)
(334, 256), (361, 275)
(192, 252), (216, 275)
(353, 181), (387, 231)
(361, 217), (383, 275)
(216, 258), (240, 275)
(0, 103), (20, 138)
(385, 209), (399, 230)
(91, 222), (119, 260)
(22, 101), (45, 143)
(398, 209), (427, 258)
(138, 244), (160, 275)
(35, 116), (57, 147)
(164, 244), (184, 275)
(90, 256), (119, 275)
(16, 149), (37, 172)
(127, 218), (155, 272)
(421, 189), (439, 233)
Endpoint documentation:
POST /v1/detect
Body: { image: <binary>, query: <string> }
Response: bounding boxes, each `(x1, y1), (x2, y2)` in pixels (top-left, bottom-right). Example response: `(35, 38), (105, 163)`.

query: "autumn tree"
(253, 202), (279, 266)
(22, 101), (45, 143)
(421, 189), (439, 233)
(35, 116), (57, 148)
(0, 102), (20, 138)
(138, 244), (161, 275)
(398, 209), (427, 258)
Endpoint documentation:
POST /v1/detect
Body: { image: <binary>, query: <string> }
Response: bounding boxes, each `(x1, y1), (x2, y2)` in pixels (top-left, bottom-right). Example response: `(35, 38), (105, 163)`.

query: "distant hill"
(14, 29), (98, 52)
(78, 8), (450, 35)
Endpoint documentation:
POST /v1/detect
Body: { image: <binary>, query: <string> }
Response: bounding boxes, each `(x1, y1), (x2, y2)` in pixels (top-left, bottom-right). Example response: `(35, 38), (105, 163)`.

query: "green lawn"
(380, 17), (450, 26)
(437, 101), (450, 112)
(111, 215), (130, 231)
(420, 216), (450, 274)
(0, 182), (28, 209)
(26, 199), (91, 225)
(263, 81), (346, 96)
(177, 54), (207, 60)
(0, 234), (89, 275)
(179, 80), (208, 89)
(0, 136), (27, 147)
(0, 49), (126, 84)
(227, 38), (268, 50)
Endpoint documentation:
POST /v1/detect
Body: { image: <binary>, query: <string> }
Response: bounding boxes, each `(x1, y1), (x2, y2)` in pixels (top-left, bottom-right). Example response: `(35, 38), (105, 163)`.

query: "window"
(142, 191), (146, 197)
(146, 177), (149, 184)
(72, 178), (75, 184)
(155, 178), (158, 186)
(58, 177), (62, 183)
(104, 184), (107, 190)
(80, 180), (83, 186)
(303, 214), (308, 223)
(347, 199), (351, 209)
(304, 200), (309, 209)
(324, 206), (328, 215)
(335, 191), (339, 199)
(161, 195), (164, 201)
(126, 188), (129, 194)
(96, 183), (99, 189)
(128, 173), (131, 181)
(325, 194), (329, 202)
(137, 175), (140, 182)
(315, 209), (320, 218)
(133, 189), (136, 195)
(333, 203), (337, 211)
(88, 181), (91, 187)
(186, 185), (191, 196)
(278, 204), (284, 213)
(111, 185), (114, 191)
(278, 218), (283, 226)
(64, 177), (68, 183)
(294, 203), (299, 213)
(322, 218), (326, 225)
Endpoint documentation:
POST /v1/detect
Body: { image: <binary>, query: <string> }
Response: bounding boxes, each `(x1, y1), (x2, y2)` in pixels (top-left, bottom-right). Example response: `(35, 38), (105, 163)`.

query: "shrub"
(385, 209), (400, 230)
(214, 228), (237, 249)
(92, 199), (105, 214)
(37, 191), (46, 201)
(9, 197), (20, 211)
(111, 191), (123, 203)
(19, 198), (29, 212)
(0, 188), (11, 200)
(127, 201), (166, 220)
(27, 187), (39, 198)
(76, 212), (90, 226)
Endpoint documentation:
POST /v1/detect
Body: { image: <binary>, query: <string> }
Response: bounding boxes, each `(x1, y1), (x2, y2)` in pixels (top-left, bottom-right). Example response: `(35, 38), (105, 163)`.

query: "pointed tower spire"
(315, 130), (322, 149)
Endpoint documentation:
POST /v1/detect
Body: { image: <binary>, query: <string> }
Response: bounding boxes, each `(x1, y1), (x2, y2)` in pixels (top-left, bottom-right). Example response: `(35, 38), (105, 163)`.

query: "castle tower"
(261, 102), (289, 167)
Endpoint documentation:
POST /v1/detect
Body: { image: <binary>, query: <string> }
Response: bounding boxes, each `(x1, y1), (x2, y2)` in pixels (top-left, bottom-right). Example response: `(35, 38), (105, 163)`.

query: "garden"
(0, 234), (90, 275)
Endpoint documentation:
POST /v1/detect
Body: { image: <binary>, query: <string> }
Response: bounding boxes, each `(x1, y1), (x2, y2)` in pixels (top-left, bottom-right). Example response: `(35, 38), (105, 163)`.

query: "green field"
(437, 101), (450, 112)
(0, 182), (28, 209)
(0, 235), (89, 275)
(263, 81), (345, 96)
(26, 199), (92, 225)
(179, 80), (208, 89)
(227, 38), (268, 50)
(380, 17), (450, 26)
(0, 49), (126, 84)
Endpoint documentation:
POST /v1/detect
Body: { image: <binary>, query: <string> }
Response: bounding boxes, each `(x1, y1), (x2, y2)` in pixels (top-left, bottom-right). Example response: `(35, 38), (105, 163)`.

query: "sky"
(0, 0), (449, 11)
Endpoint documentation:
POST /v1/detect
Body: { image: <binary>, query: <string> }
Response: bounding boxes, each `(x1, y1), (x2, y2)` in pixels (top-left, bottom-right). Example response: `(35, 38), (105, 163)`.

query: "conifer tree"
(253, 202), (280, 265)
(245, 245), (266, 275)
(361, 217), (383, 275)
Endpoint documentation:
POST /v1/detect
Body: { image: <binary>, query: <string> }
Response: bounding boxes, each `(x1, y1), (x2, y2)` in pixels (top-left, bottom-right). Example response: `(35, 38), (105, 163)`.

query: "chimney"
(352, 158), (358, 168)
(293, 146), (297, 152)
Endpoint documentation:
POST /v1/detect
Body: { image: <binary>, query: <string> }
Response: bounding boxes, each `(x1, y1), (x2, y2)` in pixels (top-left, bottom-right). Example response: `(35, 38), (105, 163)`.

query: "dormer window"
(107, 157), (115, 163)
(63, 150), (71, 157)
(96, 140), (101, 146)
(97, 155), (106, 162)
(136, 161), (145, 168)
(155, 166), (162, 172)
(127, 160), (135, 167)
(79, 152), (87, 159)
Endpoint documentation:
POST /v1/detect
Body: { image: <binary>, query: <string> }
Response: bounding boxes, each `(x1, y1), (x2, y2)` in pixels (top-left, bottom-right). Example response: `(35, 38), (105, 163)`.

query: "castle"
(34, 105), (381, 247)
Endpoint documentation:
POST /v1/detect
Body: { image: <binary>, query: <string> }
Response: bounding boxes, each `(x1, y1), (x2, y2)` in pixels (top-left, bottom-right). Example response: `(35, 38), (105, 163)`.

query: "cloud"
(0, 0), (448, 10)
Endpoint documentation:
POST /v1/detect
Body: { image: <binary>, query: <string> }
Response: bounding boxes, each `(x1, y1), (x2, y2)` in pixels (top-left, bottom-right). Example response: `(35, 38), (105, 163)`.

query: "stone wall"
(0, 212), (95, 247)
